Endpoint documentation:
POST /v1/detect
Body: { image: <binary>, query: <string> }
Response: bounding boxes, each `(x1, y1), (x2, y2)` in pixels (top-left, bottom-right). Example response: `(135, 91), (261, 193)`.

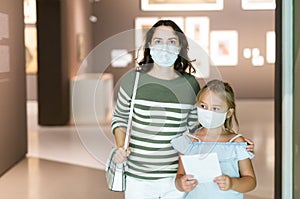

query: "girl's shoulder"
(171, 133), (194, 154)
(228, 133), (246, 143)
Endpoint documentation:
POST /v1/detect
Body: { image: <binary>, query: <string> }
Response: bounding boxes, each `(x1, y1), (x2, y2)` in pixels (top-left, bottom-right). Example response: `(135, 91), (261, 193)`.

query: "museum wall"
(0, 0), (27, 175)
(90, 0), (275, 98)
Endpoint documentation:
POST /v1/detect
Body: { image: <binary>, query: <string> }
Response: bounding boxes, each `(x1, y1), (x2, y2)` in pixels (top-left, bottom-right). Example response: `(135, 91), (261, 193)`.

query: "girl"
(171, 79), (256, 199)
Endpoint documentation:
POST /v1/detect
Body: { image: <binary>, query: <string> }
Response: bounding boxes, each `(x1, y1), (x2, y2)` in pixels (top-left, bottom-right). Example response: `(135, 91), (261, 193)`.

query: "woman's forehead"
(152, 26), (178, 39)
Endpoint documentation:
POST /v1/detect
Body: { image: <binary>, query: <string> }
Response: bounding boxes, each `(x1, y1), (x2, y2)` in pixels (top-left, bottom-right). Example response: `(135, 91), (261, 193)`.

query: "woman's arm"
(112, 127), (130, 163)
(113, 127), (126, 148)
(244, 137), (255, 152)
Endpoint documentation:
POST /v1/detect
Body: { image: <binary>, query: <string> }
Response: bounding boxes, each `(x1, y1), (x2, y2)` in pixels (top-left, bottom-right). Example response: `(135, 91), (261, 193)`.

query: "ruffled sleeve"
(235, 142), (255, 160)
(170, 134), (192, 154)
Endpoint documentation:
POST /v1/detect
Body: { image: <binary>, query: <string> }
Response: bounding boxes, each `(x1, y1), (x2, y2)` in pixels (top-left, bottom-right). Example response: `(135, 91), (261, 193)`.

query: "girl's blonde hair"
(197, 79), (239, 132)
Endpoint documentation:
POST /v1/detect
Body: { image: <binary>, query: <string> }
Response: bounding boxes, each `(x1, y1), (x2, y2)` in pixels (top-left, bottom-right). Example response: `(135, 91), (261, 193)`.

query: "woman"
(111, 20), (253, 199)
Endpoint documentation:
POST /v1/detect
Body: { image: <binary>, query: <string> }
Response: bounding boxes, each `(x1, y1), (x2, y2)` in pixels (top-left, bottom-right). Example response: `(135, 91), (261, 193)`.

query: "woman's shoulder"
(182, 73), (200, 91)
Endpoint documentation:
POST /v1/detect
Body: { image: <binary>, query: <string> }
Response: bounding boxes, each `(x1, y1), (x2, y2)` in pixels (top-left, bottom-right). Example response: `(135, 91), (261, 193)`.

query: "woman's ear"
(226, 108), (234, 119)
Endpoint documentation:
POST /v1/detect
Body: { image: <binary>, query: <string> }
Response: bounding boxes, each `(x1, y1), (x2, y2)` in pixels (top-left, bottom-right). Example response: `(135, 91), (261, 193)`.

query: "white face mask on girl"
(197, 107), (227, 129)
(150, 44), (180, 67)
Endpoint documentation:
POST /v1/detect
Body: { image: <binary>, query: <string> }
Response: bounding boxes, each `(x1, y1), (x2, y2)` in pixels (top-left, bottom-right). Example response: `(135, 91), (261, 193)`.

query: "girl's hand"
(113, 147), (131, 163)
(214, 175), (232, 191)
(244, 138), (254, 153)
(176, 174), (198, 192)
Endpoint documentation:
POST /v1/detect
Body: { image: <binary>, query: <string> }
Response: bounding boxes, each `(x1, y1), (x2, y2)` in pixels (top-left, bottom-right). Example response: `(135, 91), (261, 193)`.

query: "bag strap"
(123, 67), (141, 150)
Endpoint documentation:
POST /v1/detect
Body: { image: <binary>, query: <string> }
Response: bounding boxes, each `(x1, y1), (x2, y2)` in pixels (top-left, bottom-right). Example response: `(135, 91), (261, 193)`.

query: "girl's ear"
(226, 108), (234, 119)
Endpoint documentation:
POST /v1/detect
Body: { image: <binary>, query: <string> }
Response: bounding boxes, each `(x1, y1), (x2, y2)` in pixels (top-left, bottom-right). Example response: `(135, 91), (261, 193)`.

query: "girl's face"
(150, 25), (180, 47)
(197, 90), (228, 113)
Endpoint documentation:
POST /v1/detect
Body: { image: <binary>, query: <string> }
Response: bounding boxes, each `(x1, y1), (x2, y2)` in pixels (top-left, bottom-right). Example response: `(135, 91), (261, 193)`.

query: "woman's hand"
(244, 138), (254, 153)
(175, 174), (198, 192)
(113, 147), (131, 163)
(214, 175), (232, 191)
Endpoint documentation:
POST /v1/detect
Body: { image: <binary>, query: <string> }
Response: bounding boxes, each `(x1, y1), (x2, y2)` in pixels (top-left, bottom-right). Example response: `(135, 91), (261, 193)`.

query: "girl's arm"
(175, 154), (198, 192)
(214, 136), (256, 192)
(214, 158), (256, 192)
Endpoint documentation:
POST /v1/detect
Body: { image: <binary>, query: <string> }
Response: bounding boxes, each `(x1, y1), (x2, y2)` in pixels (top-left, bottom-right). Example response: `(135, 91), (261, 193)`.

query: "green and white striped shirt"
(112, 70), (200, 180)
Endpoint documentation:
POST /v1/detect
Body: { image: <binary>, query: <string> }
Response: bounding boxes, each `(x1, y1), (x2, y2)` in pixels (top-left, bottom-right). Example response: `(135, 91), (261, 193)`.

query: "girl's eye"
(154, 40), (161, 44)
(213, 107), (221, 112)
(200, 104), (207, 109)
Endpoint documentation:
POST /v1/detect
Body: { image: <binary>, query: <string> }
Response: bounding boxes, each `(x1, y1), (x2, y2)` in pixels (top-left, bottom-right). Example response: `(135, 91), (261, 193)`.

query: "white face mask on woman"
(197, 107), (227, 129)
(150, 44), (179, 67)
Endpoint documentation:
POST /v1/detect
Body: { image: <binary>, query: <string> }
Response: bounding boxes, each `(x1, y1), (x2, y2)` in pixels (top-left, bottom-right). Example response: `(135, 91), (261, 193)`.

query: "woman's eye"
(168, 40), (177, 45)
(153, 40), (161, 44)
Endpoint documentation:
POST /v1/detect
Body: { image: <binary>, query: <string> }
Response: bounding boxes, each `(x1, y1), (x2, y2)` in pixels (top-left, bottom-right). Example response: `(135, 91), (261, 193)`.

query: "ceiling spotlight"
(89, 15), (97, 23)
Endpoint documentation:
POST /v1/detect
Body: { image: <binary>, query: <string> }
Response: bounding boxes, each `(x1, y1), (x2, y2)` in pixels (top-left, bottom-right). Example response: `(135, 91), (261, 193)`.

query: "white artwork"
(111, 49), (133, 67)
(0, 12), (9, 40)
(266, 31), (275, 64)
(141, 0), (224, 11)
(241, 0), (276, 10)
(185, 17), (210, 52)
(0, 45), (10, 73)
(210, 31), (238, 66)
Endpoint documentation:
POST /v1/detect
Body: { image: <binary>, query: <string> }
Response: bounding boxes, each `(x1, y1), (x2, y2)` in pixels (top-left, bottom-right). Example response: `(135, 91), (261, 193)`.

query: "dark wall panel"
(37, 0), (69, 125)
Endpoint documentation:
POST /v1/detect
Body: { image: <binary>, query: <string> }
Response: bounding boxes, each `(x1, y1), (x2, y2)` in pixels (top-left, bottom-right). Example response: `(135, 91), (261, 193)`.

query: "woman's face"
(150, 25), (180, 47)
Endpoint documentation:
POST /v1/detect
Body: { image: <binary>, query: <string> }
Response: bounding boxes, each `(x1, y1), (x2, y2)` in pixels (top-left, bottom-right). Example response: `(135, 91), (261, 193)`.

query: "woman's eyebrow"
(152, 37), (162, 40)
(168, 37), (178, 40)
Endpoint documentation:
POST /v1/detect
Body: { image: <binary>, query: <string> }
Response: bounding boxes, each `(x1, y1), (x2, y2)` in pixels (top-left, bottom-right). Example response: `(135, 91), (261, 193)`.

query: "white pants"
(125, 176), (185, 199)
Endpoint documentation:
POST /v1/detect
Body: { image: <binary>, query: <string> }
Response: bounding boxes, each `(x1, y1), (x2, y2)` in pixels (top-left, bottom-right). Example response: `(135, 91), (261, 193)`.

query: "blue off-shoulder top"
(171, 132), (254, 199)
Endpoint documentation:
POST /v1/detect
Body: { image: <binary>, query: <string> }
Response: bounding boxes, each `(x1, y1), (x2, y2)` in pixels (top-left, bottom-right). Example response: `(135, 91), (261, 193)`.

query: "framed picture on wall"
(160, 17), (185, 30)
(24, 0), (37, 24)
(135, 17), (159, 61)
(185, 17), (210, 52)
(266, 31), (275, 64)
(25, 26), (38, 74)
(241, 0), (276, 10)
(210, 30), (238, 66)
(141, 0), (224, 11)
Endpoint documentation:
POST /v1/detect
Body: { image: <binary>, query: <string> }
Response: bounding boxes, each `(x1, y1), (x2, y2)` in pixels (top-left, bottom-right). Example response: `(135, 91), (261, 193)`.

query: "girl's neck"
(148, 64), (179, 80)
(196, 127), (231, 142)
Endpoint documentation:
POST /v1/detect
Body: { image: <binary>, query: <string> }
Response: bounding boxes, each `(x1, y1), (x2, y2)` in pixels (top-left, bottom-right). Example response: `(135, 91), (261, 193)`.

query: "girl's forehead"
(199, 90), (224, 103)
(153, 26), (178, 39)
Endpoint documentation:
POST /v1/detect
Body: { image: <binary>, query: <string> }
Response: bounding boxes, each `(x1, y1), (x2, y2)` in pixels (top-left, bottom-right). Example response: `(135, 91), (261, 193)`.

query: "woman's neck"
(148, 64), (179, 80)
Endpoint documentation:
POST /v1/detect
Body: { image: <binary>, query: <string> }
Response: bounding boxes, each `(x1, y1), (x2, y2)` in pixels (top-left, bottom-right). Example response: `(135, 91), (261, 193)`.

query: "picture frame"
(184, 17), (210, 52)
(134, 17), (159, 62)
(25, 26), (38, 74)
(24, 0), (37, 24)
(160, 17), (185, 31)
(141, 0), (223, 11)
(241, 0), (276, 10)
(135, 17), (159, 50)
(266, 31), (275, 64)
(210, 31), (238, 66)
